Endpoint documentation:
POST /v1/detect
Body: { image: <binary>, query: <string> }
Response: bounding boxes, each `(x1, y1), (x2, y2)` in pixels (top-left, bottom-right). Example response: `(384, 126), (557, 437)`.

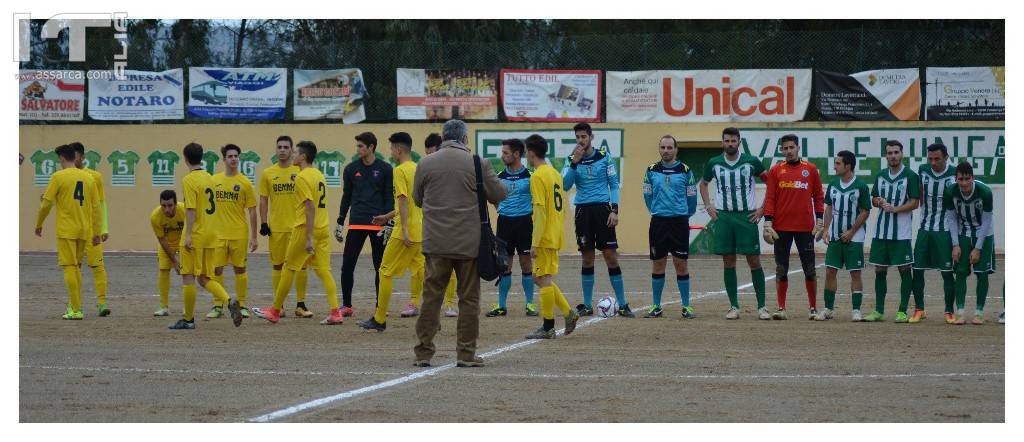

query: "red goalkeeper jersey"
(763, 159), (824, 232)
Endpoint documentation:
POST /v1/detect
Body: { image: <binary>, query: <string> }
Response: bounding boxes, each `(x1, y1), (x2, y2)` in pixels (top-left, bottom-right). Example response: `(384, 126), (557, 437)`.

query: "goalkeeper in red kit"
(762, 134), (826, 320)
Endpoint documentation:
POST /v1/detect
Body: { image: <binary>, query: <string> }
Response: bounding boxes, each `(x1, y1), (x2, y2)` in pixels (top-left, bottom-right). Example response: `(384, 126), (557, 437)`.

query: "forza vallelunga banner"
(815, 69), (921, 121)
(925, 67), (1005, 121)
(19, 70), (85, 121)
(293, 69), (368, 124)
(188, 67), (287, 120)
(88, 69), (184, 120)
(500, 69), (601, 122)
(396, 68), (497, 120)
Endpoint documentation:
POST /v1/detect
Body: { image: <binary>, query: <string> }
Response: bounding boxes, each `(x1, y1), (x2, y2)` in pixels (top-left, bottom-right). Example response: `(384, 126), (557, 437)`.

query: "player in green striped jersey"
(819, 151), (871, 321)
(864, 140), (920, 323)
(943, 161), (995, 325)
(698, 127), (768, 320)
(913, 143), (957, 323)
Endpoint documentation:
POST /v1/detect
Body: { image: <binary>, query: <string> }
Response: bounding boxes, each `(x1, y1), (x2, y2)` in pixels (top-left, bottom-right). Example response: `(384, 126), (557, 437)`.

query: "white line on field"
(19, 365), (1002, 382)
(246, 266), (816, 423)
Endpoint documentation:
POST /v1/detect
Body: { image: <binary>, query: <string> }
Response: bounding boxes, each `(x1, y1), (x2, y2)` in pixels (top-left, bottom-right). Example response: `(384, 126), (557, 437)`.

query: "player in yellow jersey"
(253, 141), (344, 325)
(150, 190), (185, 316)
(208, 144), (258, 319)
(35, 144), (101, 320)
(523, 134), (579, 339)
(169, 143), (242, 330)
(258, 136), (311, 318)
(70, 142), (110, 317)
(357, 132), (425, 332)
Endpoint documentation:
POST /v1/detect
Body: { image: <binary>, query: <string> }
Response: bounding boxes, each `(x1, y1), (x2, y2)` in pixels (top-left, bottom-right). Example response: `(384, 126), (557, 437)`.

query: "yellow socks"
(203, 278), (230, 306)
(183, 284), (197, 321)
(314, 267), (339, 310)
(158, 269), (170, 309)
(235, 273), (248, 307)
(273, 268), (296, 310)
(374, 275), (394, 323)
(539, 285), (555, 320)
(63, 266), (82, 312)
(272, 268), (281, 297)
(91, 265), (107, 305)
(295, 268), (308, 303)
(444, 271), (457, 305)
(552, 283), (571, 316)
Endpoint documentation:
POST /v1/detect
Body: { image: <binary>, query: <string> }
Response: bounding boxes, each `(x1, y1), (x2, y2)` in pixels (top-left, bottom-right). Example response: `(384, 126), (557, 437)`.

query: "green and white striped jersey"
(701, 153), (766, 212)
(918, 163), (956, 232)
(944, 180), (994, 240)
(825, 176), (871, 242)
(871, 165), (920, 240)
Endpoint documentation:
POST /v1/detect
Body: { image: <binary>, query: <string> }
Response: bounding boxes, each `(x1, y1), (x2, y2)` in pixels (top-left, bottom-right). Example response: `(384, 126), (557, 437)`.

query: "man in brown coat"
(412, 119), (507, 367)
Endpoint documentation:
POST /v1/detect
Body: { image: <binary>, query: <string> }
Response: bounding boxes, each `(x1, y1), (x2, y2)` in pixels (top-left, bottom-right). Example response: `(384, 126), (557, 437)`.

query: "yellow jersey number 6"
(553, 183), (562, 212)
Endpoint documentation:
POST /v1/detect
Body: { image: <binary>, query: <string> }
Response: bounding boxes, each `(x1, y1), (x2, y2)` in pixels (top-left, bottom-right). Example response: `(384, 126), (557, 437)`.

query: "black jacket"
(337, 158), (394, 226)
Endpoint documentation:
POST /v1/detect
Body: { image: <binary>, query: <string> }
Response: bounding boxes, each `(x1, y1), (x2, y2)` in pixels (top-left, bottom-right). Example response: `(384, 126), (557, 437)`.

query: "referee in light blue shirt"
(486, 138), (538, 318)
(642, 134), (698, 319)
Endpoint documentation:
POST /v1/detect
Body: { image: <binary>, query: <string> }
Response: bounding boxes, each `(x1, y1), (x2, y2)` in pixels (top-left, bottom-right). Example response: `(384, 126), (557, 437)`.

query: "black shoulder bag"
(473, 155), (509, 281)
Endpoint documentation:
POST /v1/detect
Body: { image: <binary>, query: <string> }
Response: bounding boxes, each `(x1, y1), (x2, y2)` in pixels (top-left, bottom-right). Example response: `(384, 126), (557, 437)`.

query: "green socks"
(751, 267), (766, 309)
(852, 291), (863, 311)
(942, 272), (955, 313)
(725, 267), (738, 309)
(824, 288), (836, 310)
(874, 271), (887, 314)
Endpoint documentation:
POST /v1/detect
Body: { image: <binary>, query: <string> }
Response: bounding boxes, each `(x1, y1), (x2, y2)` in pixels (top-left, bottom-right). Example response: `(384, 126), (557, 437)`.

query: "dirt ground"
(19, 253), (1004, 422)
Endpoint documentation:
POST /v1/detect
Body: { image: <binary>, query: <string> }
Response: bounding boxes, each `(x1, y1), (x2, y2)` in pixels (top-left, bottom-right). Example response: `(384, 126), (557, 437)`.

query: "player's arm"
(892, 198), (919, 213)
(530, 180), (547, 249)
(761, 165), (778, 221)
(89, 181), (101, 245)
(151, 216), (178, 270)
(641, 169), (654, 213)
(184, 208), (195, 250)
(383, 166), (395, 214)
(481, 160), (507, 205)
(975, 188), (994, 250)
(821, 204), (833, 244)
(686, 170), (698, 217)
(560, 159), (577, 192)
(34, 178), (60, 236)
(337, 165), (353, 226)
(248, 206), (258, 252)
(257, 173), (271, 236)
(304, 198), (315, 252)
(699, 178), (717, 220)
(96, 175), (109, 238)
(397, 195), (410, 246)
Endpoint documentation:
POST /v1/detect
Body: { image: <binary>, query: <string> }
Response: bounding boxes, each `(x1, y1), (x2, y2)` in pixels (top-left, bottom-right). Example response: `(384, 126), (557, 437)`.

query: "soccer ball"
(596, 296), (618, 318)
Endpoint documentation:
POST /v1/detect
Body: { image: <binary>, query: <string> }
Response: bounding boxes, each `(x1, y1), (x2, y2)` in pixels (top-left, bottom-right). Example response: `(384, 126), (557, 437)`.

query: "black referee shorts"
(649, 215), (690, 260)
(574, 203), (618, 251)
(497, 214), (532, 256)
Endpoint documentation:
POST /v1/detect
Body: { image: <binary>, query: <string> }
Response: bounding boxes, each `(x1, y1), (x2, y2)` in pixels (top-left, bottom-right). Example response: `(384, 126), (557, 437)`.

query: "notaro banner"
(88, 69), (185, 120)
(814, 69), (921, 121)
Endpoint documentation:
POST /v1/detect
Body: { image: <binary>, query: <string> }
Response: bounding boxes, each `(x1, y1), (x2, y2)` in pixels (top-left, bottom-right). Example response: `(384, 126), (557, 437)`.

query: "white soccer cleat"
(808, 308), (818, 320)
(725, 307), (740, 320)
(757, 307), (771, 320)
(153, 307), (169, 317)
(851, 309), (863, 322)
(815, 308), (834, 321)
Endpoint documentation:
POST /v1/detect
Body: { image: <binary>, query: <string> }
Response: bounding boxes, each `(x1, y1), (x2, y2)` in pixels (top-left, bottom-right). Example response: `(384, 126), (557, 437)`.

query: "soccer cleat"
(153, 307), (169, 317)
(168, 319), (194, 330)
(525, 303), (538, 316)
(400, 303), (420, 318)
(576, 304), (594, 317)
(239, 307), (251, 319)
(339, 306), (354, 317)
(815, 308), (834, 321)
(413, 360), (431, 368)
(617, 304), (636, 318)
(205, 306), (224, 319)
(485, 305), (508, 317)
(443, 304), (458, 318)
(294, 306), (314, 318)
(456, 356), (485, 368)
(972, 313), (984, 325)
(725, 307), (740, 320)
(681, 306), (697, 319)
(944, 312), (955, 324)
(894, 312), (909, 323)
(862, 311), (885, 322)
(644, 306), (663, 318)
(851, 309), (863, 322)
(227, 299), (243, 327)
(320, 308), (345, 325)
(97, 303), (111, 317)
(526, 327), (556, 339)
(772, 309), (788, 320)
(252, 307), (281, 324)
(954, 309), (966, 325)
(357, 317), (386, 332)
(61, 308), (83, 320)
(998, 312), (1005, 324)
(909, 309), (925, 324)
(757, 307), (771, 320)
(564, 310), (580, 335)
(807, 308), (817, 320)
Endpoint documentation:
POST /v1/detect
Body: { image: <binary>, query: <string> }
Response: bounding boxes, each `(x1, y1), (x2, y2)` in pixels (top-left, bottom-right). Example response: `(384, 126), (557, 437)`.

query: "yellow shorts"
(181, 246), (217, 277)
(269, 231), (292, 266)
(215, 238), (248, 268)
(379, 237), (424, 278)
(533, 247), (559, 277)
(85, 241), (104, 267)
(158, 246), (180, 270)
(284, 228), (331, 271)
(57, 238), (86, 267)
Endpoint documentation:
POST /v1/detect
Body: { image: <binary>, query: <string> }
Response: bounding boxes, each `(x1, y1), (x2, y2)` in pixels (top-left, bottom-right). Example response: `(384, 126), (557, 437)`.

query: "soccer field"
(18, 253), (1004, 422)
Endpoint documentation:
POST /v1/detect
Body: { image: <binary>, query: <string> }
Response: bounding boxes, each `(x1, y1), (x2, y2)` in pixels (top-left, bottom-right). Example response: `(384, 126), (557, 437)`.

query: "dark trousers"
(774, 231), (817, 281)
(415, 255), (481, 362)
(339, 228), (385, 307)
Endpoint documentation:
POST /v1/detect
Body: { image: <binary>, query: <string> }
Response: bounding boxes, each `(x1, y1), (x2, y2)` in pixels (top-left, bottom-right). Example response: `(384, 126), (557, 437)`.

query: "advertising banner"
(606, 69), (811, 123)
(397, 68), (497, 120)
(88, 69), (184, 120)
(19, 70), (85, 120)
(188, 67), (287, 120)
(925, 67), (1005, 120)
(500, 69), (601, 122)
(293, 69), (368, 123)
(815, 69), (921, 121)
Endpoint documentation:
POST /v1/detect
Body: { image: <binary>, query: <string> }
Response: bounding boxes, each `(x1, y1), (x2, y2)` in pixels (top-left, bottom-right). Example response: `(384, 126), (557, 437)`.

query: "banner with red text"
(19, 70), (85, 121)
(606, 69), (811, 122)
